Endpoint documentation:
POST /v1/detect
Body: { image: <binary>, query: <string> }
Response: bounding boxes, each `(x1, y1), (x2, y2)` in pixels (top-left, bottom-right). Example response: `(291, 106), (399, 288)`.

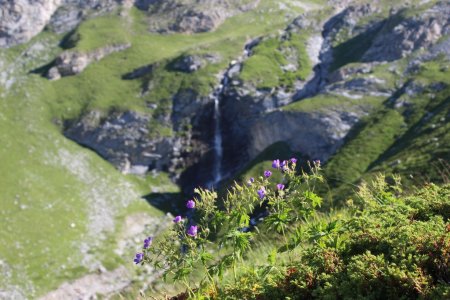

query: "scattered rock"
(171, 55), (205, 73)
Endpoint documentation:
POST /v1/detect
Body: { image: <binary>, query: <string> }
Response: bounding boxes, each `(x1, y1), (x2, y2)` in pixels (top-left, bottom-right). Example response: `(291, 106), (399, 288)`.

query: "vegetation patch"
(240, 33), (312, 90)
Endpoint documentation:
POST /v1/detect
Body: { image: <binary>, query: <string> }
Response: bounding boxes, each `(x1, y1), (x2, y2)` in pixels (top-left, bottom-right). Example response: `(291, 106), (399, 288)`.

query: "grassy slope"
(240, 33), (312, 90)
(0, 0), (310, 297)
(323, 58), (450, 202)
(0, 63), (177, 294)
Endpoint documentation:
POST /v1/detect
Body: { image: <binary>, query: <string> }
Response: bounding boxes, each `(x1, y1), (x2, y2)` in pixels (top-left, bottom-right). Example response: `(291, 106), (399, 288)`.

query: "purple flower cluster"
(272, 159), (281, 169)
(187, 225), (198, 237)
(257, 187), (266, 199)
(255, 158), (298, 198)
(143, 236), (153, 249)
(134, 252), (143, 264)
(173, 215), (182, 223)
(186, 200), (195, 209)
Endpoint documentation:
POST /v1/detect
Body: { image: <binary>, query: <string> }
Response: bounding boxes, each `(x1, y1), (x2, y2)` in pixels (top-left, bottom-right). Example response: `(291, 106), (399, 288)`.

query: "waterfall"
(212, 85), (223, 185)
(210, 43), (253, 187)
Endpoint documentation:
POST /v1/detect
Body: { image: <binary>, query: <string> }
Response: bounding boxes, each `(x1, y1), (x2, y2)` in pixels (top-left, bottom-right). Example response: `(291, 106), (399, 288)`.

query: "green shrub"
(218, 176), (450, 299)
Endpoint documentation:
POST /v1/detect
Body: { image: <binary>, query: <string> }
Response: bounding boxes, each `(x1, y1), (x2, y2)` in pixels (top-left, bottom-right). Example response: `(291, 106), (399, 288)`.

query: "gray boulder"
(47, 43), (131, 80)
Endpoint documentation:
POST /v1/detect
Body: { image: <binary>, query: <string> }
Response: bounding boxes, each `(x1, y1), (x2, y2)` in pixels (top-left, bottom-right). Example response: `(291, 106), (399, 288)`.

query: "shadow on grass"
(29, 59), (56, 76)
(143, 192), (187, 216)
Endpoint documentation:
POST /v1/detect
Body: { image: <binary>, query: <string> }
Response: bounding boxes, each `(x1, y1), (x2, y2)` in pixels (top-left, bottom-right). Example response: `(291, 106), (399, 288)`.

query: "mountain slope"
(0, 0), (448, 298)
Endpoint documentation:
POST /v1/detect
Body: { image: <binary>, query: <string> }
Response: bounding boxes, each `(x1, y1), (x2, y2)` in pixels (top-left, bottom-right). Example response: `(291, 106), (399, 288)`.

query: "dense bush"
(134, 162), (449, 299)
(221, 177), (450, 299)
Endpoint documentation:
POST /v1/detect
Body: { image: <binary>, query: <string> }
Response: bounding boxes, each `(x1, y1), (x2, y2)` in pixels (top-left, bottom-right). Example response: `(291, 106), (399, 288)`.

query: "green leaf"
(305, 191), (322, 208)
(267, 248), (277, 265)
(200, 252), (214, 263)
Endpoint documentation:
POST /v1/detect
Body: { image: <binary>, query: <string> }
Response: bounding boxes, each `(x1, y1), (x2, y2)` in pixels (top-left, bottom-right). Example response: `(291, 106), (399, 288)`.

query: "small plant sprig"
(133, 158), (324, 297)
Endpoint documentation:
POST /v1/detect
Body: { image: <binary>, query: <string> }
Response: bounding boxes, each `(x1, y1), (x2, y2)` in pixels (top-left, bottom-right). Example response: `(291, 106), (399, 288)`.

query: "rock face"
(0, 0), (124, 48)
(141, 0), (260, 33)
(0, 0), (260, 48)
(362, 1), (450, 62)
(249, 110), (361, 161)
(171, 54), (221, 73)
(65, 111), (172, 175)
(64, 89), (214, 181)
(0, 0), (61, 48)
(47, 43), (131, 80)
(47, 0), (121, 34)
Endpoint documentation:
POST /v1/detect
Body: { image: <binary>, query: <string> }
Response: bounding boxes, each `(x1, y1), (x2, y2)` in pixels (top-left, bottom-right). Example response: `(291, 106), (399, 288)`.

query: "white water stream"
(210, 44), (252, 187)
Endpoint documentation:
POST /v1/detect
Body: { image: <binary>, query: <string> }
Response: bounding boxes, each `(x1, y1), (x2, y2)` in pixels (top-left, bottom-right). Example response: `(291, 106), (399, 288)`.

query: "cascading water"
(210, 43), (253, 187)
(212, 81), (224, 185)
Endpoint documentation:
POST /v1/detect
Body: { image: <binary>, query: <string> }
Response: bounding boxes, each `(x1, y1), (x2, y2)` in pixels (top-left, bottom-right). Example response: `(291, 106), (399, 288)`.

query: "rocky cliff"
(0, 0), (260, 48)
(0, 0), (121, 47)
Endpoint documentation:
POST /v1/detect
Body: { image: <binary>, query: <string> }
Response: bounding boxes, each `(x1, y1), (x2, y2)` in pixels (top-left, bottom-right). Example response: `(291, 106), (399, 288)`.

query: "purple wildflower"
(272, 159), (281, 169)
(247, 177), (255, 186)
(134, 252), (143, 264)
(277, 184), (285, 191)
(186, 200), (195, 209)
(290, 158), (297, 164)
(257, 188), (266, 199)
(280, 160), (287, 167)
(264, 170), (272, 178)
(173, 216), (182, 223)
(143, 236), (152, 249)
(314, 159), (321, 166)
(187, 225), (198, 237)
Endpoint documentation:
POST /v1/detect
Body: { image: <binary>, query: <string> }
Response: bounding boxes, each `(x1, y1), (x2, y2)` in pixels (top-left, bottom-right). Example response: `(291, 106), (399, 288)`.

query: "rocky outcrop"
(47, 0), (121, 34)
(249, 109), (362, 162)
(0, 0), (260, 48)
(0, 0), (61, 48)
(64, 88), (215, 182)
(0, 0), (123, 48)
(362, 2), (450, 62)
(142, 0), (260, 33)
(171, 54), (221, 73)
(64, 111), (173, 175)
(47, 43), (130, 80)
